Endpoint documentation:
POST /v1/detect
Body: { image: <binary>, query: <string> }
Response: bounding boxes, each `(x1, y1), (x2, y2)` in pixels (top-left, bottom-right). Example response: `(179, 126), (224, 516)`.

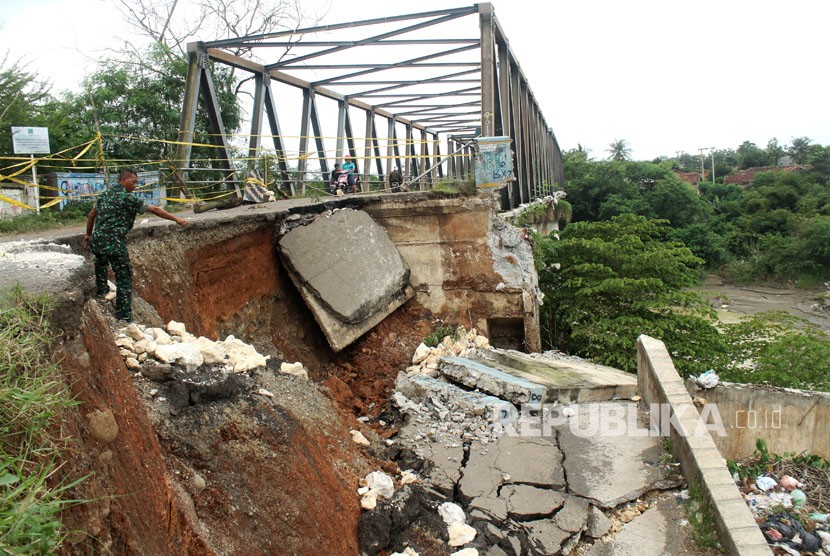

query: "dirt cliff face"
(54, 276), (370, 555)
(45, 195), (537, 555)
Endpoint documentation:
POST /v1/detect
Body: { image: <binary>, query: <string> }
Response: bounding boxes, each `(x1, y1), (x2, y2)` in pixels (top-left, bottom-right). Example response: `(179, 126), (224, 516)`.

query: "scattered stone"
(87, 409), (119, 443)
(125, 323), (144, 340)
(447, 522), (476, 547)
(125, 357), (141, 370)
(141, 363), (175, 382)
(280, 361), (309, 380)
(192, 473), (206, 493)
(351, 430), (370, 446)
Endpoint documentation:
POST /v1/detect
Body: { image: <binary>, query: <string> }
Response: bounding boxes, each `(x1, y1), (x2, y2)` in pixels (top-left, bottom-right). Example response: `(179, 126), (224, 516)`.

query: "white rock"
(221, 336), (268, 372)
(257, 388), (274, 398)
(125, 357), (141, 370)
(280, 362), (308, 380)
(447, 522), (476, 547)
(116, 337), (135, 349)
(132, 339), (149, 354)
(192, 473), (206, 493)
(357, 486), (370, 495)
(400, 470), (418, 484)
(452, 549), (478, 556)
(350, 430), (370, 446)
(138, 353), (147, 362)
(125, 323), (144, 341)
(360, 490), (378, 510)
(152, 328), (172, 345)
(192, 336), (226, 364)
(120, 348), (134, 358)
(365, 471), (394, 499)
(412, 343), (431, 364)
(154, 343), (204, 372)
(451, 341), (467, 355)
(167, 320), (187, 337)
(439, 502), (466, 526)
(390, 548), (421, 556)
(473, 335), (490, 348)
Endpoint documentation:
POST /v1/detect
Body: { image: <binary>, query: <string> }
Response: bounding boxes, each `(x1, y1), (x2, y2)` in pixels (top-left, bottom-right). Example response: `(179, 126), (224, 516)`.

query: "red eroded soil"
(323, 301), (439, 419)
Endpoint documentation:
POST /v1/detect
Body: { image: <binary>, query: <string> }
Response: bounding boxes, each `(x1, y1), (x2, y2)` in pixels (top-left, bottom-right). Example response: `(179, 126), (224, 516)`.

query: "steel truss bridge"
(174, 3), (563, 209)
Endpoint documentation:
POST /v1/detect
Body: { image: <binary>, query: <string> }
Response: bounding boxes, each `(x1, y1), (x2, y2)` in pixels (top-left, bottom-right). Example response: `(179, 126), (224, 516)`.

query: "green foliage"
(0, 54), (51, 158)
(0, 287), (84, 553)
(715, 312), (830, 391)
(534, 214), (722, 373)
(686, 484), (721, 550)
(431, 178), (476, 195)
(728, 439), (830, 481)
(423, 325), (458, 348)
(737, 140), (770, 169)
(0, 203), (93, 236)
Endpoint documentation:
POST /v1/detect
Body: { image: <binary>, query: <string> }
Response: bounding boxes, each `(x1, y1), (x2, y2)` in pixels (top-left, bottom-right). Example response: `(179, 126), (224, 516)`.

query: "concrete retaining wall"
(637, 335), (771, 556)
(688, 381), (830, 461)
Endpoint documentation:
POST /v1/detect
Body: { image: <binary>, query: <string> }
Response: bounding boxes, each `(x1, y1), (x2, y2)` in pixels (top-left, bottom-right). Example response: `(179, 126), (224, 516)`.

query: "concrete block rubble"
(357, 327), (689, 556)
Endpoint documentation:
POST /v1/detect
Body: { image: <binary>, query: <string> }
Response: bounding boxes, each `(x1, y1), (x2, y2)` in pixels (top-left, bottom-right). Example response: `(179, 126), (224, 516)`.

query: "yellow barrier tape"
(0, 193), (33, 210)
(40, 197), (63, 209)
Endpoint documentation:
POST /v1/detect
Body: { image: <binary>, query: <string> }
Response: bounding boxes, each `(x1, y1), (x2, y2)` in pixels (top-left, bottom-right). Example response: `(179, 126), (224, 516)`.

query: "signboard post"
(10, 127), (50, 214)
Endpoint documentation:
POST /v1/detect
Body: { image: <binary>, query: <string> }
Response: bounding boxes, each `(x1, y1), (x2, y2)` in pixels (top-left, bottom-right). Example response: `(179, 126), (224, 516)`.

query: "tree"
(766, 137), (785, 165)
(737, 141), (769, 169)
(533, 214), (721, 372)
(606, 139), (631, 162)
(0, 54), (51, 158)
(788, 136), (811, 164)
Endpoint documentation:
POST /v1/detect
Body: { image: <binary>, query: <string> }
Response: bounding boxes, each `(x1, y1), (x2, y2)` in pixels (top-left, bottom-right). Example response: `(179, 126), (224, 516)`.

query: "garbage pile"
(737, 469), (830, 554)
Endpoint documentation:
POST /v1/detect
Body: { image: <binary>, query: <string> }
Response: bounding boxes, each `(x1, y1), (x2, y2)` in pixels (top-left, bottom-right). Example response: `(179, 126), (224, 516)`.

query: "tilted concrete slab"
(470, 348), (638, 403)
(438, 356), (548, 405)
(437, 348), (637, 405)
(278, 209), (413, 351)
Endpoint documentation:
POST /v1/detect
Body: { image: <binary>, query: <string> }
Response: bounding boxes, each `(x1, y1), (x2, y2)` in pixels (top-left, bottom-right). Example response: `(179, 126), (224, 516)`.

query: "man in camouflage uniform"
(82, 169), (188, 322)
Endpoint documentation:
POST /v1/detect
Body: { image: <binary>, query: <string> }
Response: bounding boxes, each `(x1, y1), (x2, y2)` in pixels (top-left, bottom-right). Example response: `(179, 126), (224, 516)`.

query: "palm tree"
(607, 139), (631, 162)
(788, 137), (811, 164)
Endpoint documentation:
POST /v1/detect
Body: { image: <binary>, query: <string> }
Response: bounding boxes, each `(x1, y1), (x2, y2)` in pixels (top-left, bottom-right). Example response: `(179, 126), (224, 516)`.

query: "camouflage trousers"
(93, 248), (133, 321)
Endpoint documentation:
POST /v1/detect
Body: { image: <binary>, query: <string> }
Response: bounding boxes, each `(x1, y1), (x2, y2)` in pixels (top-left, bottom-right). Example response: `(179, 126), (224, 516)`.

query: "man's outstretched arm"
(146, 205), (189, 226)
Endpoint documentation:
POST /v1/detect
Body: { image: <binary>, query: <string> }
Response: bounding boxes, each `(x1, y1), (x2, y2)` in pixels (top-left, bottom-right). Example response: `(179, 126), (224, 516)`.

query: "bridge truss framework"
(174, 3), (563, 209)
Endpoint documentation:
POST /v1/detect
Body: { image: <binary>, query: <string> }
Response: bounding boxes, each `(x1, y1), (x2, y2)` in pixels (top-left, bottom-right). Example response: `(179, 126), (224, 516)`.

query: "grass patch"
(686, 483), (721, 550)
(431, 178), (477, 196)
(0, 202), (93, 236)
(0, 286), (85, 553)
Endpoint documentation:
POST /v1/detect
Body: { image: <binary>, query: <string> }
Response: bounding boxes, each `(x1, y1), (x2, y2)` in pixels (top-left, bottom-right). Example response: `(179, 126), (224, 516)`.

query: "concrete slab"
(470, 348), (638, 403)
(439, 356), (547, 405)
(585, 497), (692, 556)
(556, 402), (670, 508)
(278, 209), (413, 351)
(458, 435), (565, 502)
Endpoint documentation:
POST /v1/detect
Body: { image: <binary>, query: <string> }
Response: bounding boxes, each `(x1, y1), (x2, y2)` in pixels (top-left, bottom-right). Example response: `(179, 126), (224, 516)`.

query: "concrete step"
(438, 348), (637, 404)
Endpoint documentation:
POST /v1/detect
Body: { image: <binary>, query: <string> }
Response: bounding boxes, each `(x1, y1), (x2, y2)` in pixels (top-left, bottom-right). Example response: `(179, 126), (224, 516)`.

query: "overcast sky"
(2, 0), (829, 160)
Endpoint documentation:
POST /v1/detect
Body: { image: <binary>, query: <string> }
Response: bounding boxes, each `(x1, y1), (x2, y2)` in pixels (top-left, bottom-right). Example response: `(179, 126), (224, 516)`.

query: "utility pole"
(697, 147), (707, 181)
(710, 147), (716, 183)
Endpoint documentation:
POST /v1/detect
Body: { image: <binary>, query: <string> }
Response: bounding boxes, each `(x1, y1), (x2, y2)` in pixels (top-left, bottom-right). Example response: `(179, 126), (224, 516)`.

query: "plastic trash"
(789, 489), (807, 506)
(808, 512), (828, 523)
(694, 369), (720, 388)
(755, 476), (777, 491)
(779, 475), (801, 491)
